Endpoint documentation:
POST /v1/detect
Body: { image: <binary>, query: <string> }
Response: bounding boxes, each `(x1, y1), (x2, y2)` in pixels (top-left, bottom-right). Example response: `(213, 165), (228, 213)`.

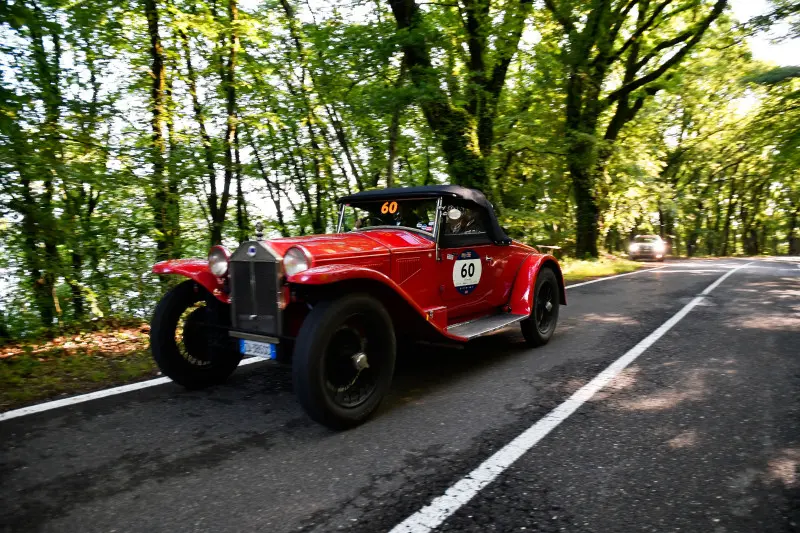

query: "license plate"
(240, 339), (277, 360)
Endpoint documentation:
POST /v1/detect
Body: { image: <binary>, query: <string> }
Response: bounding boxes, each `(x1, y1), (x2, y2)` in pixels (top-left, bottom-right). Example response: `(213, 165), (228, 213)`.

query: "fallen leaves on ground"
(1, 324), (158, 411)
(0, 325), (151, 360)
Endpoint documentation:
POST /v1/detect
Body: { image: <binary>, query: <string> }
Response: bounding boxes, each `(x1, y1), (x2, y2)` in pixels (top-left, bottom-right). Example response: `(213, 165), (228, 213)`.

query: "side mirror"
(447, 208), (462, 221)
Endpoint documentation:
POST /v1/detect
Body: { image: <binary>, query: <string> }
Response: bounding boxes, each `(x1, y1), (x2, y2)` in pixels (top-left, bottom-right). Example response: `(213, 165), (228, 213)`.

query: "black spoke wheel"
(534, 281), (555, 335)
(293, 294), (396, 429)
(324, 319), (377, 408)
(150, 280), (242, 389)
(521, 267), (560, 347)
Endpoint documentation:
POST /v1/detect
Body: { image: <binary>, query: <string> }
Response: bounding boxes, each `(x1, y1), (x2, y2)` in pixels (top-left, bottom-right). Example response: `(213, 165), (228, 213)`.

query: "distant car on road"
(149, 186), (566, 429)
(629, 235), (666, 261)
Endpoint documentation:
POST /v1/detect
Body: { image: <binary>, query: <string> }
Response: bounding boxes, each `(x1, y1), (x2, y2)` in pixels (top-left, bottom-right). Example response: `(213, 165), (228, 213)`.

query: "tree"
(387, 0), (533, 195)
(144, 0), (181, 260)
(542, 0), (728, 256)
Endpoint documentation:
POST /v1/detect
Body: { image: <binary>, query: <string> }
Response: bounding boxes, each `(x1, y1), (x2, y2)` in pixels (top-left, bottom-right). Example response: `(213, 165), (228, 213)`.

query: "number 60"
(381, 201), (398, 214)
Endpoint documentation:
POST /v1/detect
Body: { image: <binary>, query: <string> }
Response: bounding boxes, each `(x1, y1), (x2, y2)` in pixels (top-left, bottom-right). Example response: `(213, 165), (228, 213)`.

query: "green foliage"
(1, 0), (798, 342)
(745, 66), (800, 84)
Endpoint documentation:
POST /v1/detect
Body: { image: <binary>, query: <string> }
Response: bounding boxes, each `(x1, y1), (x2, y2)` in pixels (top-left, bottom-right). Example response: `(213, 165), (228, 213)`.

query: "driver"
(446, 205), (465, 234)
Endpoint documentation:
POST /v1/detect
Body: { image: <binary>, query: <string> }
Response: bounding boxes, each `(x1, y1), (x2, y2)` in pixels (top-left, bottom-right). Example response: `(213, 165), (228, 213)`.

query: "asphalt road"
(1, 258), (799, 533)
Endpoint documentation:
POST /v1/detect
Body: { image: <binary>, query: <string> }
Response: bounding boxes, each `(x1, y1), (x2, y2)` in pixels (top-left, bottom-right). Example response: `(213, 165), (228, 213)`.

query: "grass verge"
(560, 254), (648, 283)
(0, 325), (158, 412)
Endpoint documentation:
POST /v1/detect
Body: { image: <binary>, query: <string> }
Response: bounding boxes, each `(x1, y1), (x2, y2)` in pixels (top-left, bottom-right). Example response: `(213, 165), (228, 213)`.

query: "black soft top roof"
(338, 185), (511, 244)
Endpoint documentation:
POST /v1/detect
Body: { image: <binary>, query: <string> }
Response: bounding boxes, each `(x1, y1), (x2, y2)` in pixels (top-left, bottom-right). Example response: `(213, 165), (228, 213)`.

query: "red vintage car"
(150, 186), (565, 428)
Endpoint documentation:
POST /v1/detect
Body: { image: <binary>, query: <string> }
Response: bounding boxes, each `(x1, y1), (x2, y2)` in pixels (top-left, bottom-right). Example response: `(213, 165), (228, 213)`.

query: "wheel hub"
(324, 319), (379, 408)
(351, 352), (370, 371)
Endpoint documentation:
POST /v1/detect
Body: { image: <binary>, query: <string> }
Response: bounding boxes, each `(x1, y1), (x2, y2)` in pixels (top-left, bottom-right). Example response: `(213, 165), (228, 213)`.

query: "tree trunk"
(248, 129), (289, 237)
(210, 0), (240, 245)
(234, 127), (248, 242)
(144, 0), (179, 260)
(180, 26), (220, 244)
(687, 198), (704, 257)
(386, 106), (401, 188)
(385, 61), (407, 188)
(0, 311), (9, 345)
(325, 104), (364, 191)
(788, 204), (800, 255)
(566, 98), (600, 258)
(720, 178), (736, 256)
(25, 3), (63, 328)
(387, 0), (490, 191)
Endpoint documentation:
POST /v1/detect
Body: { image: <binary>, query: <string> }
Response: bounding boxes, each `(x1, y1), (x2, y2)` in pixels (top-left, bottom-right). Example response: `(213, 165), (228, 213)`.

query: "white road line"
(565, 265), (667, 289)
(0, 357), (263, 422)
(700, 262), (751, 295)
(651, 269), (726, 273)
(389, 261), (754, 533)
(0, 260), (727, 422)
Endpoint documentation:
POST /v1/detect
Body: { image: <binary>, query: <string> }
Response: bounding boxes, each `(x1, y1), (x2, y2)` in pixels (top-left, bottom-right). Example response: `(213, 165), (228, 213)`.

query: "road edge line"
(388, 261), (754, 533)
(0, 357), (263, 422)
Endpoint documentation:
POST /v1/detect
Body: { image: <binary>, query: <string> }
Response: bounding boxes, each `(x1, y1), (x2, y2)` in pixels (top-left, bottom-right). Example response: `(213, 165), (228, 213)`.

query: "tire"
(520, 268), (560, 347)
(150, 280), (242, 389)
(292, 294), (396, 429)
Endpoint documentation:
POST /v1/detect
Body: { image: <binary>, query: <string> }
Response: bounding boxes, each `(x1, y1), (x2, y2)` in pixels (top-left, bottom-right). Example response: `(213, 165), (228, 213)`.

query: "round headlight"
(208, 246), (230, 277)
(283, 247), (310, 276)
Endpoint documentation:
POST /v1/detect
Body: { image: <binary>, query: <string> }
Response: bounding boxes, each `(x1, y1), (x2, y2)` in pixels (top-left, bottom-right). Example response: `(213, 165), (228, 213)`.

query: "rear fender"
(152, 259), (229, 304)
(508, 254), (566, 316)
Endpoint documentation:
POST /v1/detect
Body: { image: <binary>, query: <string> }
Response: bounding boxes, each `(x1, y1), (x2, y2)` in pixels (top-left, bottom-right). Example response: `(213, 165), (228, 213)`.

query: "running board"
(447, 313), (527, 340)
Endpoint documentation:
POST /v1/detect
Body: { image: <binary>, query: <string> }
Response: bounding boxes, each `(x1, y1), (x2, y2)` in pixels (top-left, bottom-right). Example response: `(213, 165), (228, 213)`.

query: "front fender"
(152, 259), (229, 304)
(288, 264), (396, 286)
(508, 254), (566, 316)
(289, 264), (465, 340)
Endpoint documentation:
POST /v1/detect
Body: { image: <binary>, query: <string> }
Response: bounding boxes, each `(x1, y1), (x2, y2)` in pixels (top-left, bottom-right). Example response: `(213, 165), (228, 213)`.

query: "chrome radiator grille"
(229, 242), (280, 335)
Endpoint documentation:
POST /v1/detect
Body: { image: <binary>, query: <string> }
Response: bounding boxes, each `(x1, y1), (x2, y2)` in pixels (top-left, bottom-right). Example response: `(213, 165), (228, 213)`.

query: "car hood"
(265, 230), (433, 263)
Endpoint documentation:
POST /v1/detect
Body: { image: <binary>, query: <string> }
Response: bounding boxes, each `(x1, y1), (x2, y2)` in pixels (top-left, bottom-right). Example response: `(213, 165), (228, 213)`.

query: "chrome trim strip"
(229, 331), (281, 344)
(433, 196), (443, 261)
(336, 204), (346, 233)
(447, 314), (527, 340)
(354, 226), (434, 237)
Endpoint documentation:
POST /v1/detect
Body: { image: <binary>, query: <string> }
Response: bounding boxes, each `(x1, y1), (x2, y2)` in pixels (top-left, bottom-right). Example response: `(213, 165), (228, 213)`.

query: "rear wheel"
(520, 268), (560, 347)
(150, 280), (242, 389)
(292, 294), (395, 429)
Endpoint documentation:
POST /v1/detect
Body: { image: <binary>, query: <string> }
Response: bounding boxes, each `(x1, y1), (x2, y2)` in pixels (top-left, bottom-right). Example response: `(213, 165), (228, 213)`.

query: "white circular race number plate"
(453, 249), (482, 295)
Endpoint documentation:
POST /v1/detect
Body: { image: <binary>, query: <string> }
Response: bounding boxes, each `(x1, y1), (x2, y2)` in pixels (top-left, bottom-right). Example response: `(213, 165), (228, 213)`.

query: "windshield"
(339, 199), (439, 234)
(634, 236), (660, 243)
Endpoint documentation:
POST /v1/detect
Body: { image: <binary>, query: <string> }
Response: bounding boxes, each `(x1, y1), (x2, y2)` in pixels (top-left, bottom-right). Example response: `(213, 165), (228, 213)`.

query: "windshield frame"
(336, 196), (443, 239)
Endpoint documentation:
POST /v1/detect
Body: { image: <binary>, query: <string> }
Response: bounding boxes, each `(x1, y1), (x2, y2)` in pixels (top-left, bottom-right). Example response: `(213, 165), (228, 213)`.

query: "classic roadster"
(150, 186), (565, 428)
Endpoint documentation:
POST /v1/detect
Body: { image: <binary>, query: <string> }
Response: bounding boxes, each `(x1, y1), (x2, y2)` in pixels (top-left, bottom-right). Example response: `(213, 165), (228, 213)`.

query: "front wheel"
(520, 268), (560, 347)
(150, 280), (242, 389)
(292, 294), (396, 429)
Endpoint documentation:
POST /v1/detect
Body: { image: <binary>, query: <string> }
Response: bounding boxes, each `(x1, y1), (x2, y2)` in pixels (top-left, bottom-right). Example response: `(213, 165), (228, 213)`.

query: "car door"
(437, 204), (510, 320)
